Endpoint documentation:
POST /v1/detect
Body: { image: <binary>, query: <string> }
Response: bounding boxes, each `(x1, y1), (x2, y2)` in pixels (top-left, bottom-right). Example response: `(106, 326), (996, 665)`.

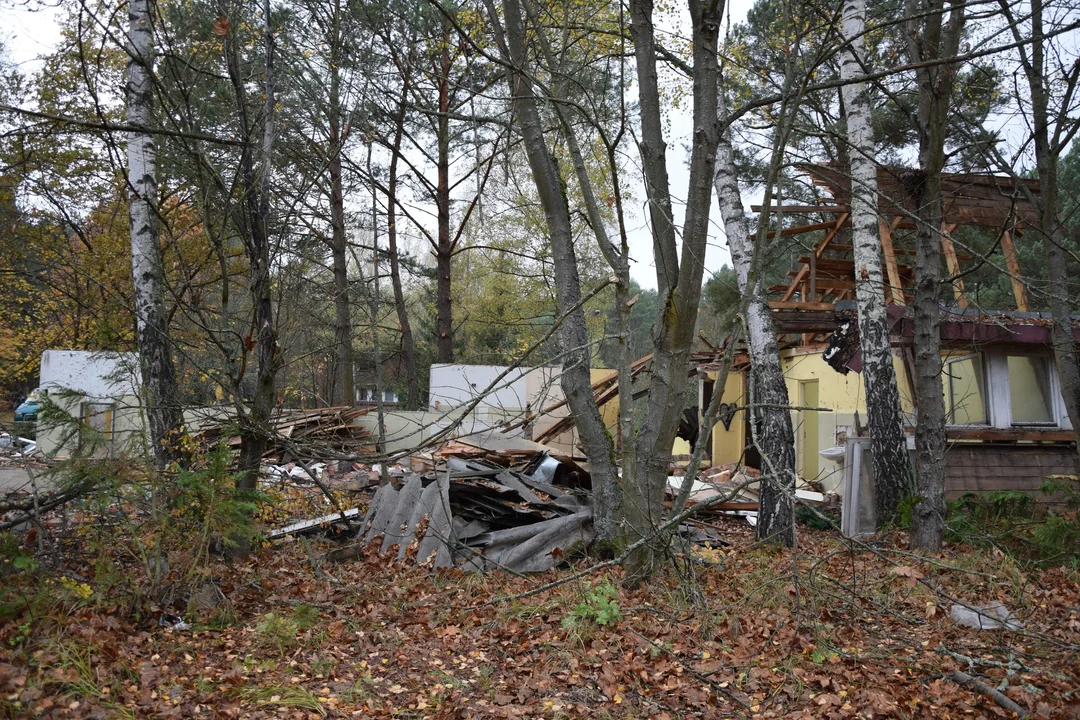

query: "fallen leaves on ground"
(1, 516), (1078, 719)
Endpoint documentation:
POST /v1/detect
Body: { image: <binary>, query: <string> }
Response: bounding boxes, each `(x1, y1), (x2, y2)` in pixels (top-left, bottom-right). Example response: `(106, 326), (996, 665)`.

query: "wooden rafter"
(999, 230), (1030, 311)
(878, 217), (905, 305)
(780, 212), (850, 302)
(940, 222), (969, 309)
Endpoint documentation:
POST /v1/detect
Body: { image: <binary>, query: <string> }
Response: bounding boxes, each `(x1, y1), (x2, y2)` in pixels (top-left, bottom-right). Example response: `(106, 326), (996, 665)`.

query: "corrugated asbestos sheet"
(353, 457), (594, 573)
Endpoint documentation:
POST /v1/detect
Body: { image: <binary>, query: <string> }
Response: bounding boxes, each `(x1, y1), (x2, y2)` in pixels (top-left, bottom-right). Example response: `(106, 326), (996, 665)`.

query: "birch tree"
(713, 123), (796, 545)
(839, 0), (913, 525)
(126, 0), (184, 470)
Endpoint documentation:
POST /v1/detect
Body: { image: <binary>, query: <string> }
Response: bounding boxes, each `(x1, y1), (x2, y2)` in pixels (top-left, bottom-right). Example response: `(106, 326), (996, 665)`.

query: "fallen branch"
(0, 477), (99, 531)
(945, 671), (1029, 718)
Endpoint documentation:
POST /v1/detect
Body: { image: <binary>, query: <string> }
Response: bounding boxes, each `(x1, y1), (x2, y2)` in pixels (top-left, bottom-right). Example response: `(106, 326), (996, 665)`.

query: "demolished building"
(699, 164), (1078, 515)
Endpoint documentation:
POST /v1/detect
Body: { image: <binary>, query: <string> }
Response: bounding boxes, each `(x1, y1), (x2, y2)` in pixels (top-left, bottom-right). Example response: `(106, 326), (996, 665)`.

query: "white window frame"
(942, 352), (990, 428)
(985, 352), (1069, 430)
(943, 351), (1071, 431)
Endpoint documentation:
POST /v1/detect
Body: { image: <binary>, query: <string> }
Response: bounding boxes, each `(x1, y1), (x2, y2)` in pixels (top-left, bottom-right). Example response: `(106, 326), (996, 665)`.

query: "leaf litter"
(1, 516), (1078, 719)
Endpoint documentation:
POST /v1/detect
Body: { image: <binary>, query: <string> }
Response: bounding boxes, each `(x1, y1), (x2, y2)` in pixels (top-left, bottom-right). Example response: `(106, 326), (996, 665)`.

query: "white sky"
(2, 0), (753, 291)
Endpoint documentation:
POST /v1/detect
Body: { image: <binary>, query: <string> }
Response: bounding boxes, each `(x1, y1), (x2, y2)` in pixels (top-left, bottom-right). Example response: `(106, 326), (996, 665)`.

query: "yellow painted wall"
(1006, 356), (1053, 423)
(709, 371), (746, 466)
(591, 369), (621, 432)
(706, 349), (914, 494)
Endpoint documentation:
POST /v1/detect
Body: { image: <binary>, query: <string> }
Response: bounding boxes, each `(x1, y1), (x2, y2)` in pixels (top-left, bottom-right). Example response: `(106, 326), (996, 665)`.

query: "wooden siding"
(943, 444), (1079, 500)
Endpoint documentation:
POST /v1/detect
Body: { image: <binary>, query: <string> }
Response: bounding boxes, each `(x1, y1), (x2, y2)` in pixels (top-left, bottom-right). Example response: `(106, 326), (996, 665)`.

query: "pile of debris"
(192, 407), (376, 464)
(272, 452), (593, 573)
(358, 457), (593, 572)
(271, 431), (741, 573)
(434, 431), (591, 488)
(666, 463), (826, 526)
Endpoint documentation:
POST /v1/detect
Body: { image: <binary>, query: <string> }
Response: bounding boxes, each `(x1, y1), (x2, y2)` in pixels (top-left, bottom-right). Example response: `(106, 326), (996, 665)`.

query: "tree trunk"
(126, 0), (184, 471)
(221, 0), (281, 490)
(906, 0), (965, 551)
(840, 0), (913, 526)
(625, 0), (723, 576)
(714, 122), (795, 547)
(492, 0), (621, 542)
(328, 16), (354, 407)
(386, 83), (420, 410)
(1025, 0), (1080, 450)
(435, 31), (454, 364)
(367, 143), (389, 485)
(521, 0), (629, 537)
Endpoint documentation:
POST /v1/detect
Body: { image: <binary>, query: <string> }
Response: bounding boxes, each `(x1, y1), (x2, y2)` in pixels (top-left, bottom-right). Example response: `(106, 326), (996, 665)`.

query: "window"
(940, 351), (1068, 429)
(943, 354), (987, 425)
(1006, 355), (1054, 425)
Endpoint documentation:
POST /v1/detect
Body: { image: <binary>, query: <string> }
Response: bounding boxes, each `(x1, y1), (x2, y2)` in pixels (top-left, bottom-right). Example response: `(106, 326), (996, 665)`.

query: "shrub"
(945, 476), (1080, 566)
(562, 580), (622, 629)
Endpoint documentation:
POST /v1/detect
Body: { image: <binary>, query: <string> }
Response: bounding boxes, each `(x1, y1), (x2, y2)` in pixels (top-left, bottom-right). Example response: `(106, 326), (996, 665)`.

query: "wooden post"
(939, 223), (968, 309)
(878, 217), (905, 305)
(1000, 230), (1030, 311)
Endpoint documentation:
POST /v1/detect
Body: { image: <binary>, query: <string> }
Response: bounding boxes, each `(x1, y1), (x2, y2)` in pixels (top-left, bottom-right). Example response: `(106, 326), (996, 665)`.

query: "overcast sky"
(1, 0), (756, 291)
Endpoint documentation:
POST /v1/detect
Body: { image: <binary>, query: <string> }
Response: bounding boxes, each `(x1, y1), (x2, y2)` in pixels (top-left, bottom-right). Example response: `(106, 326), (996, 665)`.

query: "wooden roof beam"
(879, 216), (906, 305)
(1000, 230), (1030, 311)
(940, 223), (969, 309)
(779, 213), (851, 302)
(750, 205), (849, 214)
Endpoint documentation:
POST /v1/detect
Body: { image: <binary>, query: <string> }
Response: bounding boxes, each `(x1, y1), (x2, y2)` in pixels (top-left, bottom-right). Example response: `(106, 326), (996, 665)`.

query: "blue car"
(13, 389), (43, 432)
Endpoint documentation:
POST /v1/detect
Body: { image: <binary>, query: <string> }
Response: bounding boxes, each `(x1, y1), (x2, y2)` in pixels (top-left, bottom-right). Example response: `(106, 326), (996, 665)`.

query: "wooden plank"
(768, 300), (837, 311)
(878, 217), (906, 305)
(764, 220), (842, 238)
(827, 243), (972, 260)
(780, 213), (850, 302)
(999, 230), (1030, 311)
(946, 428), (1076, 442)
(940, 223), (968, 309)
(750, 204), (849, 214)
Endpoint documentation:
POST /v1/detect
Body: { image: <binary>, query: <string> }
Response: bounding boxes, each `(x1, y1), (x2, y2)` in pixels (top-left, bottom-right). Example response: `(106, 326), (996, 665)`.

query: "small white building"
(36, 350), (144, 458)
(427, 364), (609, 455)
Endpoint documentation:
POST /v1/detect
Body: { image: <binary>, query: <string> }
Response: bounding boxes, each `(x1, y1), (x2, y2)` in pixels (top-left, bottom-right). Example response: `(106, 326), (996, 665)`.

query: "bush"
(562, 580), (622, 629)
(945, 477), (1080, 566)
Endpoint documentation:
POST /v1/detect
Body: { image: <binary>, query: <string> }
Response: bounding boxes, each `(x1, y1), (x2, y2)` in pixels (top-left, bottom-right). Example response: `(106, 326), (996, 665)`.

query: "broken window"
(943, 354), (987, 425)
(1006, 355), (1054, 425)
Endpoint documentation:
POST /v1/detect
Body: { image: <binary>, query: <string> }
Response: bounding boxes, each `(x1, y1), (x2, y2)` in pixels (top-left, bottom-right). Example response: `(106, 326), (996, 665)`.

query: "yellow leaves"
(58, 576), (93, 599)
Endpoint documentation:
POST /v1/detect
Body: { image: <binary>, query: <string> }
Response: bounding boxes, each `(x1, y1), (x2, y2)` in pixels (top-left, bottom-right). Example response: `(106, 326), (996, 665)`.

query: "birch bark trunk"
(840, 0), (913, 525)
(126, 0), (183, 471)
(713, 122), (795, 546)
